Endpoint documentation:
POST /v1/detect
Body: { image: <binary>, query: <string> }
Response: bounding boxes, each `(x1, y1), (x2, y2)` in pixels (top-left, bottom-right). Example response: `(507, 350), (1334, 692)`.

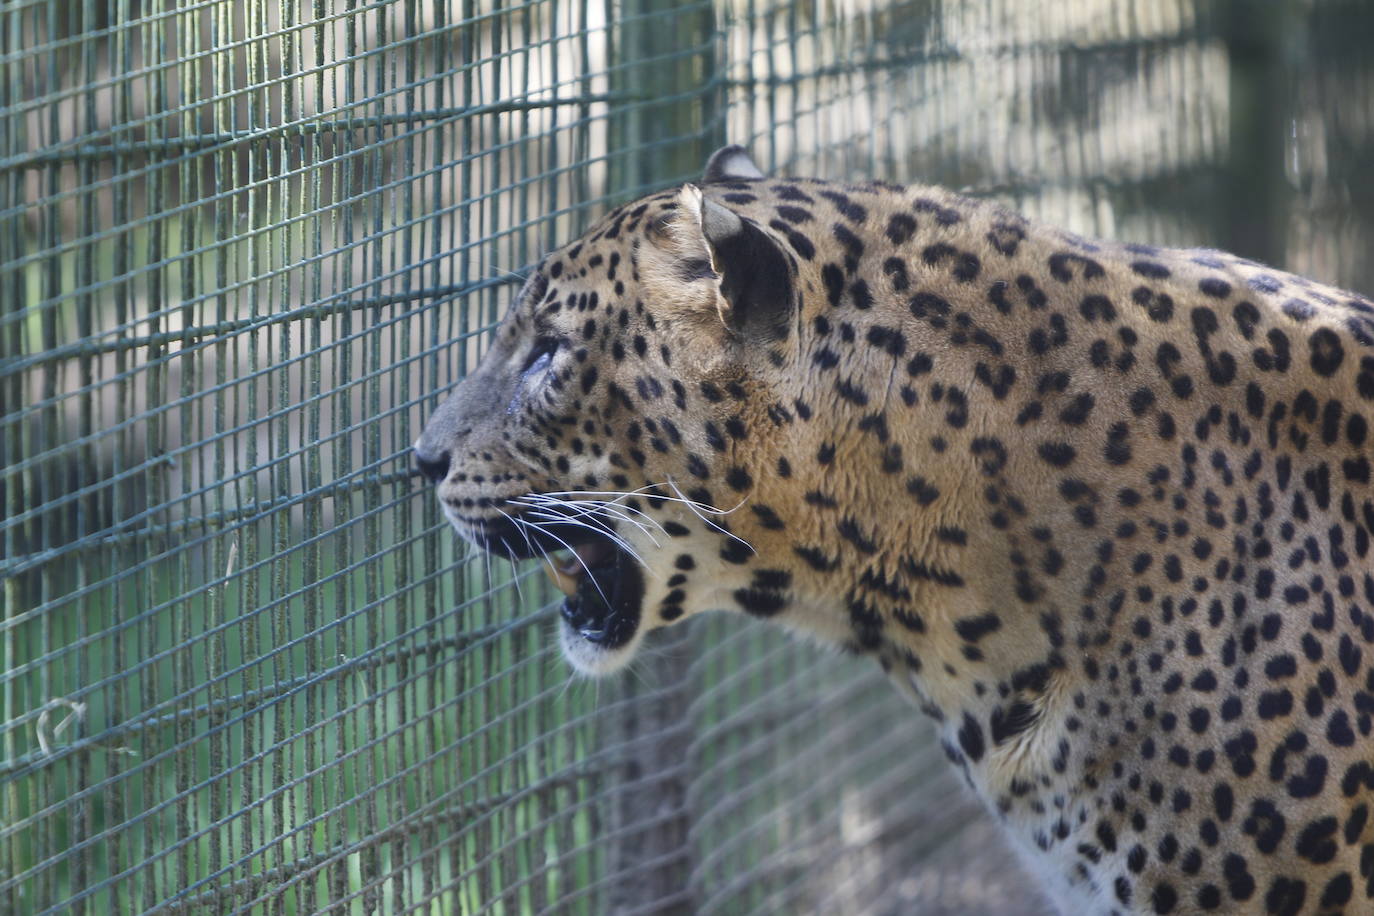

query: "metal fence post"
(609, 0), (724, 194)
(605, 3), (723, 912)
(1217, 0), (1297, 267)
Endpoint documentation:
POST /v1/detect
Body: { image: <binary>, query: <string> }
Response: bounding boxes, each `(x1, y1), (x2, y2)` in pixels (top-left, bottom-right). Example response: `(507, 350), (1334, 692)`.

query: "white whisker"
(508, 494), (650, 559)
(663, 476), (755, 554)
(521, 508), (648, 568)
(510, 516), (616, 610)
(511, 495), (662, 548)
(494, 512), (529, 607)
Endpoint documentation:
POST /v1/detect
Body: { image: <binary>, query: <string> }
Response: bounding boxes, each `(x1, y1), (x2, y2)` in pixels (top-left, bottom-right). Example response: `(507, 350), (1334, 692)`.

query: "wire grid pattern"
(4, 1), (1373, 914)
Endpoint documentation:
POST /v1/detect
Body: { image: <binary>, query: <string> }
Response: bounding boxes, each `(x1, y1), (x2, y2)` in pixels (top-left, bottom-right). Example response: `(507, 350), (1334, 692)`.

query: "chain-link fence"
(4, 1), (1372, 913)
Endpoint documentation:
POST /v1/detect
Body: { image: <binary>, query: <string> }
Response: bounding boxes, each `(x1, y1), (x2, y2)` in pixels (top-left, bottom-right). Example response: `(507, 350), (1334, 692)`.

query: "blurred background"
(2, 0), (1372, 913)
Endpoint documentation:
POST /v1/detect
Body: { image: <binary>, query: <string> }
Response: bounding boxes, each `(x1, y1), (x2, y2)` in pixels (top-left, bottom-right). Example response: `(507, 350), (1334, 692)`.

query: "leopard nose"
(413, 441), (451, 484)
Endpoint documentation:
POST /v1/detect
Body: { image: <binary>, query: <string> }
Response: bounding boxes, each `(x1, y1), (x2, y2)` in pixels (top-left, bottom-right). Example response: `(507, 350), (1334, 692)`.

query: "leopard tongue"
(543, 541), (616, 597)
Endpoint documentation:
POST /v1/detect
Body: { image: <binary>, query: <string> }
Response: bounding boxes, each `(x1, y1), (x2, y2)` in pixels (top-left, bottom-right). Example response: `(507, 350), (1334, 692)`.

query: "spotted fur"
(416, 146), (1374, 915)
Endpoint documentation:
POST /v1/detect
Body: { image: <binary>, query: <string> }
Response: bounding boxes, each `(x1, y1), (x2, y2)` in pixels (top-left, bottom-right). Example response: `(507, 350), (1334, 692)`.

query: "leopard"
(414, 145), (1374, 915)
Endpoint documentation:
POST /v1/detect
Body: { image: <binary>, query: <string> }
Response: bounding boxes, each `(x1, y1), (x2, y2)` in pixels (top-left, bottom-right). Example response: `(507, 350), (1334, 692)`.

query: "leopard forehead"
(423, 152), (1374, 914)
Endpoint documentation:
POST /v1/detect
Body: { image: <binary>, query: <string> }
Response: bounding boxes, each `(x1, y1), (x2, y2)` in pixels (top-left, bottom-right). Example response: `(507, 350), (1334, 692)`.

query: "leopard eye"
(521, 336), (562, 378)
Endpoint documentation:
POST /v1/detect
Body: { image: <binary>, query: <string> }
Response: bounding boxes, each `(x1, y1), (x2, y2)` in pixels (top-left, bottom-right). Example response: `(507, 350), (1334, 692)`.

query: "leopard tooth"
(544, 552), (582, 597)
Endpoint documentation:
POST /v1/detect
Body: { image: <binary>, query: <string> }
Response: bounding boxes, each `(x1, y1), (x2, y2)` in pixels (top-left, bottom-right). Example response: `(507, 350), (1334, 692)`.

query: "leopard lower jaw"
(557, 618), (643, 675)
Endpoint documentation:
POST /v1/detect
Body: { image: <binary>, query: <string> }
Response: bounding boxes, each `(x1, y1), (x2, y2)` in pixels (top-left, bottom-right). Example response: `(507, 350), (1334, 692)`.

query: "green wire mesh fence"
(3, 1), (1372, 913)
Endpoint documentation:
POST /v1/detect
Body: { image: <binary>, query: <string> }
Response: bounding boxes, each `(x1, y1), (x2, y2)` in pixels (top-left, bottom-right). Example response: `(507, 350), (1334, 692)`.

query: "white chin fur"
(557, 620), (642, 676)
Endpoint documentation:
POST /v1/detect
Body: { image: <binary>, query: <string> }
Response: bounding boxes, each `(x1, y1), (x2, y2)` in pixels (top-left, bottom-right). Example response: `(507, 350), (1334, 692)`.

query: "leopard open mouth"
(543, 536), (644, 649)
(460, 511), (645, 650)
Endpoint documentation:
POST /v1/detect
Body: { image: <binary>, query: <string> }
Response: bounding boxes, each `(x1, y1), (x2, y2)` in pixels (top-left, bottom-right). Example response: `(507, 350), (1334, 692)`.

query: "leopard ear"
(703, 144), (764, 183)
(650, 184), (794, 342)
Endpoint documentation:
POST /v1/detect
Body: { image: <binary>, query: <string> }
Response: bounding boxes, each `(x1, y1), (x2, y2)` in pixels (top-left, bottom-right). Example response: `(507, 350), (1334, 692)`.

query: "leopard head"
(415, 147), (806, 674)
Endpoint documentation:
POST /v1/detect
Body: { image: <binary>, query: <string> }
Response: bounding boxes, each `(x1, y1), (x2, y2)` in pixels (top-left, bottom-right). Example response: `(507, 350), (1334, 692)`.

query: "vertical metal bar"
(303, 2), (327, 912)
(0, 4), (20, 893)
(206, 0), (233, 901)
(1217, 0), (1296, 267)
(239, 0), (266, 906)
(419, 0), (451, 901)
(602, 3), (726, 912)
(35, 21), (61, 907)
(173, 2), (199, 898)
(141, 1), (169, 907)
(330, 2), (361, 903)
(360, 3), (386, 912)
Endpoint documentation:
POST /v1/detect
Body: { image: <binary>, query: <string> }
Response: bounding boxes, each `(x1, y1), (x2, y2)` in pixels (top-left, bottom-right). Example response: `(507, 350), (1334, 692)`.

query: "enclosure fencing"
(4, 0), (1372, 913)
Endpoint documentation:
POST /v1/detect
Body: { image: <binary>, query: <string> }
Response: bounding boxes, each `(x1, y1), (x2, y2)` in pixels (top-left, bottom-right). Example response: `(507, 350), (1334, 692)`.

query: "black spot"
(580, 366), (599, 394)
(771, 222), (816, 260)
(849, 280), (874, 310)
(1287, 757), (1328, 799)
(733, 586), (788, 616)
(1258, 689), (1293, 720)
(847, 597), (884, 650)
(986, 222), (1024, 256)
(820, 190), (867, 223)
(907, 476), (940, 505)
(971, 438), (1008, 476)
(1152, 881), (1178, 913)
(909, 291), (952, 322)
(1327, 710), (1355, 747)
(866, 325), (907, 357)
(1096, 821), (1118, 853)
(1296, 816), (1339, 864)
(958, 712), (986, 762)
(1080, 294), (1116, 322)
(1059, 393), (1095, 425)
(1247, 796), (1286, 856)
(1131, 260), (1171, 279)
(1308, 328), (1344, 377)
(835, 377), (869, 406)
(923, 243), (981, 282)
(725, 466), (753, 491)
(1038, 442), (1077, 468)
(1264, 876), (1307, 915)
(1320, 873), (1353, 908)
(886, 213), (917, 244)
(954, 613), (1001, 642)
(914, 197), (963, 225)
(1104, 423), (1132, 465)
(832, 223), (865, 259)
(883, 257), (910, 291)
(1048, 253), (1104, 282)
(793, 545), (837, 571)
(822, 264), (845, 306)
(774, 184), (814, 203)
(1133, 286), (1175, 323)
(750, 504), (786, 531)
(836, 517), (879, 554)
(1199, 278), (1232, 298)
(1224, 852), (1256, 901)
